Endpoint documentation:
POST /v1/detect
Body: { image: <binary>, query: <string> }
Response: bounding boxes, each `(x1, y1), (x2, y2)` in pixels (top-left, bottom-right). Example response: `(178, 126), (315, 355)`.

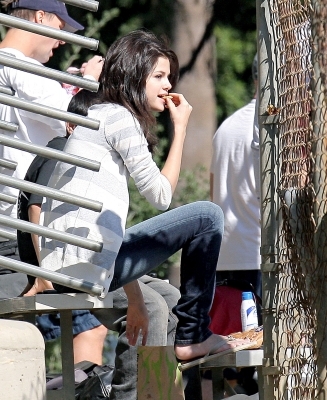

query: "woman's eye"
(155, 74), (162, 79)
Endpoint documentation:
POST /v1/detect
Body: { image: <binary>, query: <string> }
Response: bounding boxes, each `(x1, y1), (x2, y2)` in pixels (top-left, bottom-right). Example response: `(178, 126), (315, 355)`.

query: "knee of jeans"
(199, 201), (223, 221)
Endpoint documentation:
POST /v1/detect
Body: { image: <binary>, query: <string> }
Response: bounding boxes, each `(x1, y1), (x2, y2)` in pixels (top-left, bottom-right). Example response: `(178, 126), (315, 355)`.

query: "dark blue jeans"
(109, 201), (224, 345)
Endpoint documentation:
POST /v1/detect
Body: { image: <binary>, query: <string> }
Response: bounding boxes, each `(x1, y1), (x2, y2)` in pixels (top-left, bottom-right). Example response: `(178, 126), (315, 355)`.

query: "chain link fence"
(261, 0), (327, 398)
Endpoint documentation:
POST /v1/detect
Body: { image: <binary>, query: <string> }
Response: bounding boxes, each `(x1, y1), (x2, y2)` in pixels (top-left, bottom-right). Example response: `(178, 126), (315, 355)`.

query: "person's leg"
(109, 201), (224, 347)
(37, 310), (107, 365)
(0, 241), (109, 365)
(139, 275), (180, 344)
(98, 277), (177, 400)
(102, 201), (250, 362)
(73, 324), (108, 365)
(94, 201), (248, 371)
(105, 201), (248, 361)
(125, 276), (203, 400)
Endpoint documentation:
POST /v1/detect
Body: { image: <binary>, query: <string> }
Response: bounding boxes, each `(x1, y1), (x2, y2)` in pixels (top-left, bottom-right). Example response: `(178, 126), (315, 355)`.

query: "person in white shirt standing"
(206, 54), (261, 398)
(210, 54), (261, 296)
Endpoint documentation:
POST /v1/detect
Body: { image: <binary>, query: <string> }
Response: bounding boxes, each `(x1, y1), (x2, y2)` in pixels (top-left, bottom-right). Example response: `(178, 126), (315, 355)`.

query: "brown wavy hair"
(98, 30), (179, 153)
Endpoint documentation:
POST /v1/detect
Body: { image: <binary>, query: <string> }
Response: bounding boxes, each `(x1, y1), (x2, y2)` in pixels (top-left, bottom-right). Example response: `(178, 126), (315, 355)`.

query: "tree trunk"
(172, 0), (217, 173)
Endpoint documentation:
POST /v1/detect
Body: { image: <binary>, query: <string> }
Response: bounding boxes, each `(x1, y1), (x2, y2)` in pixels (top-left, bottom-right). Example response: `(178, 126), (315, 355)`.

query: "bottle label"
(246, 306), (257, 317)
(241, 300), (258, 331)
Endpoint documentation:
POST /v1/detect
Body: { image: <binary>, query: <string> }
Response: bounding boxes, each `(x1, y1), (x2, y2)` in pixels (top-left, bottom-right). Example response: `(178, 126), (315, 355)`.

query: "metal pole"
(257, 0), (280, 399)
(0, 14), (98, 50)
(310, 0), (327, 395)
(0, 193), (17, 204)
(0, 85), (15, 96)
(0, 228), (16, 241)
(0, 52), (99, 92)
(0, 255), (104, 296)
(59, 0), (99, 12)
(0, 215), (102, 252)
(0, 134), (100, 172)
(0, 174), (103, 213)
(0, 120), (18, 132)
(0, 157), (17, 170)
(0, 93), (100, 130)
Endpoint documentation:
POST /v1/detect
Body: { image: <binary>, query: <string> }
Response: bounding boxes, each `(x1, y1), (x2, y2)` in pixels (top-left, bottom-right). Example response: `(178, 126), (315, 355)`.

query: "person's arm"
(80, 55), (104, 81)
(123, 281), (149, 346)
(21, 155), (63, 296)
(21, 202), (54, 296)
(109, 96), (192, 210)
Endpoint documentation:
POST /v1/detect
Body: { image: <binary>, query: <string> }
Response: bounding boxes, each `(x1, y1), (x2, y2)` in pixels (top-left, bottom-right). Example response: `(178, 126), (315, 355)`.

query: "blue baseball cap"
(8, 0), (84, 32)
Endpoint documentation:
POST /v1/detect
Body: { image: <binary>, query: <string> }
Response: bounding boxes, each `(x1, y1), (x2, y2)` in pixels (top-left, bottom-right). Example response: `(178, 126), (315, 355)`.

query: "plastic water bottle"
(240, 291), (258, 331)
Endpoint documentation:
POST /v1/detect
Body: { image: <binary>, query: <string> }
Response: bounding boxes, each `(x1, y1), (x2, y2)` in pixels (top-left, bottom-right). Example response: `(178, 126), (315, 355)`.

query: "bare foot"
(175, 333), (251, 361)
(23, 277), (54, 296)
(19, 282), (33, 297)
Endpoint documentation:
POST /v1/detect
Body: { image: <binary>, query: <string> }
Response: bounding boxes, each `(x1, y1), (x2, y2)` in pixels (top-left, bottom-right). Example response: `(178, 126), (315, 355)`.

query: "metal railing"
(0, 3), (104, 296)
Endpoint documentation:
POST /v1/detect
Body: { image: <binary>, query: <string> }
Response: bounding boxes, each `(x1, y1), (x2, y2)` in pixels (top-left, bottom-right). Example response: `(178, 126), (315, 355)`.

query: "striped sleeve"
(106, 107), (172, 210)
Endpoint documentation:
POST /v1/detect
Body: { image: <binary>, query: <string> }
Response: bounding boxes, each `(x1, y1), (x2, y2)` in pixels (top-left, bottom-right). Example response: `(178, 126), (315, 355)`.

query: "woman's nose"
(164, 78), (172, 91)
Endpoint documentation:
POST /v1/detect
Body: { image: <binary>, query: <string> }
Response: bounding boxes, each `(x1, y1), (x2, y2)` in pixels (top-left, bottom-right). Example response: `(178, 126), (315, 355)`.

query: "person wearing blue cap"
(4, 0), (84, 32)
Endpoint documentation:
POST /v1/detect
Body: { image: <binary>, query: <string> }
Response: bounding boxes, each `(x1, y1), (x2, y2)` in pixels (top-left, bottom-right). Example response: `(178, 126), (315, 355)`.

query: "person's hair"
(67, 89), (100, 116)
(1, 0), (54, 21)
(66, 89), (101, 137)
(98, 30), (179, 153)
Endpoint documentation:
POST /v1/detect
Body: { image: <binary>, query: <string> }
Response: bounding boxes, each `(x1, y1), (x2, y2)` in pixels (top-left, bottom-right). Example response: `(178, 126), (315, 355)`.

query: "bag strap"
(216, 278), (262, 306)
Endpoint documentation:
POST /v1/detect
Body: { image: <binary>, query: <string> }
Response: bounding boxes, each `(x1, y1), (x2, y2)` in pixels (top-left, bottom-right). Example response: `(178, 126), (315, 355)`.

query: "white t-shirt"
(0, 48), (72, 233)
(210, 99), (260, 271)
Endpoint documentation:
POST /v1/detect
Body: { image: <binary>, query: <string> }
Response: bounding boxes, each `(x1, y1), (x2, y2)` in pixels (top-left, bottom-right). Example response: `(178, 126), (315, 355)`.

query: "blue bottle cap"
(242, 291), (253, 300)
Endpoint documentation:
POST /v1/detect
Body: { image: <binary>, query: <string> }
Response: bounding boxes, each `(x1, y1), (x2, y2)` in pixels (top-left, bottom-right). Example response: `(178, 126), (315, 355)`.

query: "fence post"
(311, 0), (327, 396)
(257, 0), (280, 399)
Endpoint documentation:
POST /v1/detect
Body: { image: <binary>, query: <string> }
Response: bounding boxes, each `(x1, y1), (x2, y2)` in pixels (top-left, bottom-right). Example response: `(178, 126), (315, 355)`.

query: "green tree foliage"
(48, 0), (174, 70)
(59, 9), (120, 71)
(214, 25), (257, 123)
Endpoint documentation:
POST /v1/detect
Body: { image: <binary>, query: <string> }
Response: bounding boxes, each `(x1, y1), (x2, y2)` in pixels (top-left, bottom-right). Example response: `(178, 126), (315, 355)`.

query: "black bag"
(75, 364), (115, 400)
